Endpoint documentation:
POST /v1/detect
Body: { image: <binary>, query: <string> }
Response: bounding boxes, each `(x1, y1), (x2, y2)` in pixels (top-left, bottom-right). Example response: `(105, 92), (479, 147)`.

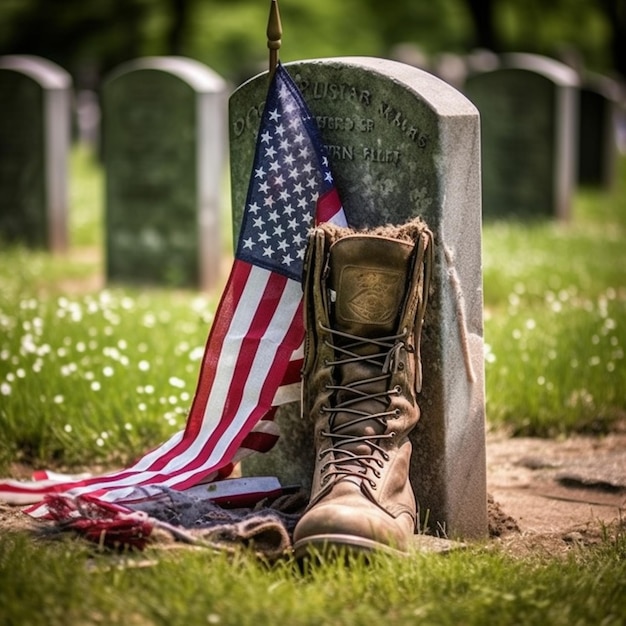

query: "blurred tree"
(0, 0), (622, 84)
(0, 0), (152, 86)
(598, 0), (625, 77)
(465, 0), (499, 50)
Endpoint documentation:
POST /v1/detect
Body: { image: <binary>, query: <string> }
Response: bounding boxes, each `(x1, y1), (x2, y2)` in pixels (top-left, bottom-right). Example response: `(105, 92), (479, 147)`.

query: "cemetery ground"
(0, 146), (625, 625)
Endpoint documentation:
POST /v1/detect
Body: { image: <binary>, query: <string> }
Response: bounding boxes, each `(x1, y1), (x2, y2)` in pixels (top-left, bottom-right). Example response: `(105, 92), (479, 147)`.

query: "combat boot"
(293, 217), (433, 558)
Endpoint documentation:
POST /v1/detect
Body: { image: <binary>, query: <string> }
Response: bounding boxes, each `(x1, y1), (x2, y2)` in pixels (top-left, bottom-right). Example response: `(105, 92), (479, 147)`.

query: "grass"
(482, 159), (626, 435)
(0, 145), (624, 625)
(2, 148), (624, 472)
(1, 529), (625, 626)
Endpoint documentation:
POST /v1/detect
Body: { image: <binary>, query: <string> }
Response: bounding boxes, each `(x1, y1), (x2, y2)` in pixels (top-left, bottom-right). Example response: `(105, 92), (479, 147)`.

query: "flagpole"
(267, 0), (282, 78)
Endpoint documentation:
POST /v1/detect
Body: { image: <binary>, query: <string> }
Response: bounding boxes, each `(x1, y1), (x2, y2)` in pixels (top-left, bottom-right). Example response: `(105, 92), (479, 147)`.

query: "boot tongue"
(328, 235), (415, 340)
(325, 235), (416, 461)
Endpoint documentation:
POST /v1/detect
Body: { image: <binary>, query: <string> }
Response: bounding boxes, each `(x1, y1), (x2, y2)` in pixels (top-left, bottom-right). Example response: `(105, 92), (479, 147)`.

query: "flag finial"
(267, 0), (282, 77)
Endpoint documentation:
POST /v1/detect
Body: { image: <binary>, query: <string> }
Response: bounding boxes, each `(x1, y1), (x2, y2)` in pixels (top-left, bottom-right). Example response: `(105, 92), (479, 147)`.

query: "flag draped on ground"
(0, 63), (347, 516)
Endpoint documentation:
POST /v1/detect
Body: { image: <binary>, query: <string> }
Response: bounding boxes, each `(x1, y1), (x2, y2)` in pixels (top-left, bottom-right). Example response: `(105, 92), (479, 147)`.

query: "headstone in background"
(578, 73), (621, 188)
(230, 57), (487, 539)
(431, 52), (467, 89)
(103, 57), (227, 290)
(0, 55), (71, 252)
(464, 52), (579, 220)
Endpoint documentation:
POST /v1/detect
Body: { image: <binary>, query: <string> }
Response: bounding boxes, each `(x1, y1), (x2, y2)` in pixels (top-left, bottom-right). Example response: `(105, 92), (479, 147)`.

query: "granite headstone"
(103, 57), (227, 289)
(464, 53), (579, 220)
(0, 55), (71, 251)
(578, 73), (621, 188)
(230, 57), (487, 539)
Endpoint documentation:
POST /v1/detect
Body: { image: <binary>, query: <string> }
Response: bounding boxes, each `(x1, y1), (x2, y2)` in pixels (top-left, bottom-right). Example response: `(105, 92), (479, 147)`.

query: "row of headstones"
(403, 47), (624, 217)
(1, 53), (622, 281)
(0, 54), (228, 291)
(463, 52), (623, 220)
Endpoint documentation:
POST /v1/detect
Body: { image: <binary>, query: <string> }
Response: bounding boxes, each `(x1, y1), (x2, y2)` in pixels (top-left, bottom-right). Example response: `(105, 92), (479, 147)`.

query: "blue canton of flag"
(236, 64), (341, 282)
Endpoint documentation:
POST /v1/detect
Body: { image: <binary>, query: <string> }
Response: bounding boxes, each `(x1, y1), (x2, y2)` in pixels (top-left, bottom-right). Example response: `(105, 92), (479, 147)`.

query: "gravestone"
(103, 57), (227, 290)
(231, 57), (486, 539)
(578, 73), (621, 188)
(0, 55), (71, 251)
(464, 53), (579, 220)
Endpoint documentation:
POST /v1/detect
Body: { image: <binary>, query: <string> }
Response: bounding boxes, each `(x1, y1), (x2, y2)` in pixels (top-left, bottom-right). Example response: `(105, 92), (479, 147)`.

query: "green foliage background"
(0, 0), (621, 86)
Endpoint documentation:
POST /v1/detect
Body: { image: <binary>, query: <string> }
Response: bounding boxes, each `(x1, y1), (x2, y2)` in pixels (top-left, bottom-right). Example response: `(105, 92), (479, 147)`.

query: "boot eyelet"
(382, 454), (390, 462)
(389, 432), (397, 438)
(397, 362), (405, 371)
(394, 408), (401, 416)
(369, 480), (377, 489)
(394, 385), (402, 394)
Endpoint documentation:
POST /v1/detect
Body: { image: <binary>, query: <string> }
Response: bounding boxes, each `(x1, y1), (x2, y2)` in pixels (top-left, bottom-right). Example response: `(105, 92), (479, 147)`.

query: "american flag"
(2, 63), (346, 514)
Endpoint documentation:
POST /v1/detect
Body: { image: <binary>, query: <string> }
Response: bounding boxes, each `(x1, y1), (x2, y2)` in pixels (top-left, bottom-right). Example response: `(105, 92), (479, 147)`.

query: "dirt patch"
(485, 430), (626, 557)
(2, 431), (625, 558)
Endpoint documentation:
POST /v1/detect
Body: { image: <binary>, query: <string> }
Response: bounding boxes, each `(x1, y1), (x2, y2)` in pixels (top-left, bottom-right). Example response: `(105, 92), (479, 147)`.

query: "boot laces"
(318, 324), (409, 490)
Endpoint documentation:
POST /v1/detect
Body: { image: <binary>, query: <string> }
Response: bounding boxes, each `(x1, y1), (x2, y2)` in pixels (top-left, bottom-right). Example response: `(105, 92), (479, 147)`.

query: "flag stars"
(237, 68), (344, 278)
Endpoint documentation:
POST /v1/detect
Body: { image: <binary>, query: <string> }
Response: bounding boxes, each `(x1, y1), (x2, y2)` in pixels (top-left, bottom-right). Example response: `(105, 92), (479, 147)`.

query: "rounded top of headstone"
(0, 54), (71, 89)
(500, 52), (579, 87)
(238, 56), (478, 117)
(106, 56), (226, 92)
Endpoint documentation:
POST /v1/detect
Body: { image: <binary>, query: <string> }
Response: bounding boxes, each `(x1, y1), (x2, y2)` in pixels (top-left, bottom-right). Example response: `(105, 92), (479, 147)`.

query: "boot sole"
(293, 533), (407, 562)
